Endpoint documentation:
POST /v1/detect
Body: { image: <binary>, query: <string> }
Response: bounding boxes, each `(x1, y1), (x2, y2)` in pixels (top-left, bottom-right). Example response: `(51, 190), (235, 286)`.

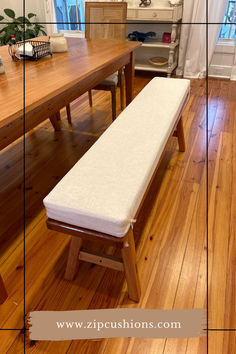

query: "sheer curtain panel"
(177, 0), (228, 78)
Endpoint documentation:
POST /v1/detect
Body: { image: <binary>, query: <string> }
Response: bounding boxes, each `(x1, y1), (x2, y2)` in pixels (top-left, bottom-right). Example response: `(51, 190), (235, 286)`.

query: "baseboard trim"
(209, 64), (232, 79)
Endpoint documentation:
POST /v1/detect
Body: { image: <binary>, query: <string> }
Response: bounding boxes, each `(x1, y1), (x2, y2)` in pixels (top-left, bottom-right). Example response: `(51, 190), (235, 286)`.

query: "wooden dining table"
(0, 37), (141, 151)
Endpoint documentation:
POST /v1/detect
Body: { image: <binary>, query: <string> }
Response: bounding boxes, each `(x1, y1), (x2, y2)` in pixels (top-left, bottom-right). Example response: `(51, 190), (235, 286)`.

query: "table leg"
(124, 51), (135, 106)
(0, 274), (7, 304)
(56, 111), (61, 121)
(49, 112), (61, 131)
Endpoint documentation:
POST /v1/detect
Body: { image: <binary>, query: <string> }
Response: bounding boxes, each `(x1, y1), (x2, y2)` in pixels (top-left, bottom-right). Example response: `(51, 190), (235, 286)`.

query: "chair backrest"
(85, 2), (127, 41)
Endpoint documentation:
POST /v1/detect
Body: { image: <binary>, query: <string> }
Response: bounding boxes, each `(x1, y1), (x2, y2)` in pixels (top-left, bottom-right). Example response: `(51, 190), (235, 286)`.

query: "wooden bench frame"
(47, 93), (189, 302)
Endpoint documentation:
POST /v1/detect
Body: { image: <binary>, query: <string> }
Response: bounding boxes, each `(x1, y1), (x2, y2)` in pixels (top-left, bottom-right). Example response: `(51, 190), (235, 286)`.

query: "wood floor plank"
(164, 172), (206, 353)
(209, 132), (233, 329)
(125, 183), (199, 354)
(208, 331), (236, 354)
(0, 331), (24, 353)
(185, 203), (207, 354)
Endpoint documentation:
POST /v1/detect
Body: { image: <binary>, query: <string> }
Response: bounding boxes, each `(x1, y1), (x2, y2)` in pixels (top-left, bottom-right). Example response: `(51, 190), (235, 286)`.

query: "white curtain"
(44, 0), (58, 35)
(177, 0), (228, 78)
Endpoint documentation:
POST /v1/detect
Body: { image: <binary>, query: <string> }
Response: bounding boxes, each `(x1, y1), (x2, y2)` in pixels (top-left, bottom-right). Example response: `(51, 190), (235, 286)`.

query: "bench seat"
(44, 78), (190, 238)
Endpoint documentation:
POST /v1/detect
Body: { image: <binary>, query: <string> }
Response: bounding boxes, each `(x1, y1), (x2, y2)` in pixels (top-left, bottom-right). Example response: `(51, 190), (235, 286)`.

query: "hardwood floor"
(0, 74), (235, 353)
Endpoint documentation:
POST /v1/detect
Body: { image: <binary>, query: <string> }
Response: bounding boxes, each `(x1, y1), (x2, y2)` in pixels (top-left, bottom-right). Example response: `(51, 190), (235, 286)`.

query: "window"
(219, 0), (236, 39)
(54, 0), (85, 32)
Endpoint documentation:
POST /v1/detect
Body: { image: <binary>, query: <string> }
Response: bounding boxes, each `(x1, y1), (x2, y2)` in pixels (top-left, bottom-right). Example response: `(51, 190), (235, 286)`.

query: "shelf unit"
(127, 1), (183, 77)
(140, 39), (179, 49)
(135, 60), (178, 73)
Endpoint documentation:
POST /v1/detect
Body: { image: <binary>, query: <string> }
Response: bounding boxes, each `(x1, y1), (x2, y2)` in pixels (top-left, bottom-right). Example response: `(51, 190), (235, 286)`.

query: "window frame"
(53, 0), (85, 34)
(218, 0), (236, 43)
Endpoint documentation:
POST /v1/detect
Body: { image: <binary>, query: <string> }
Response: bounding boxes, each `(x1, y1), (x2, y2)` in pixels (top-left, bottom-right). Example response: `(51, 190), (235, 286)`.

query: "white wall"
(0, 0), (46, 22)
(0, 0), (23, 18)
(209, 42), (236, 79)
(26, 0), (46, 22)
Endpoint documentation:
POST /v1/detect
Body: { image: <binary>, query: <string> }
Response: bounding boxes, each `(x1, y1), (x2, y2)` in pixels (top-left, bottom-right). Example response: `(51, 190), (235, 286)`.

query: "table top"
(0, 37), (140, 129)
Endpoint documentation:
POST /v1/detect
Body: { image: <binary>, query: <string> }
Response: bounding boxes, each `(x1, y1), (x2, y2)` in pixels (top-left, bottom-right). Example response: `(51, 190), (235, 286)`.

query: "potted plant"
(0, 9), (47, 46)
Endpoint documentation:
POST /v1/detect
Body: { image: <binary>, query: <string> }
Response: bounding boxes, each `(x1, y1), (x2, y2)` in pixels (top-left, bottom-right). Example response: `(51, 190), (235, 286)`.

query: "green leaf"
(4, 8), (16, 19)
(0, 15), (4, 21)
(15, 16), (24, 23)
(24, 32), (30, 40)
(6, 23), (18, 30)
(2, 34), (11, 45)
(34, 25), (40, 35)
(6, 27), (16, 35)
(15, 32), (23, 42)
(16, 16), (31, 24)
(40, 30), (47, 36)
(28, 13), (36, 19)
(25, 28), (36, 38)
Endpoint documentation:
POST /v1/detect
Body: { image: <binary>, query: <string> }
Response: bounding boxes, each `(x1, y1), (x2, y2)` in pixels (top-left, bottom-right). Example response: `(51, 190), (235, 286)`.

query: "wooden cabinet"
(127, 1), (183, 77)
(127, 3), (182, 21)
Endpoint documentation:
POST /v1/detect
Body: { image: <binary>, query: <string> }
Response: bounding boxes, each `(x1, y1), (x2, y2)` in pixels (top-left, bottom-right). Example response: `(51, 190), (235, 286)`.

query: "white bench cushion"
(44, 78), (190, 237)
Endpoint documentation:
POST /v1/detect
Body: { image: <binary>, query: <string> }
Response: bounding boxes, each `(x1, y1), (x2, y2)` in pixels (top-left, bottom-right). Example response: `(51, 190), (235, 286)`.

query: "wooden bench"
(44, 77), (190, 302)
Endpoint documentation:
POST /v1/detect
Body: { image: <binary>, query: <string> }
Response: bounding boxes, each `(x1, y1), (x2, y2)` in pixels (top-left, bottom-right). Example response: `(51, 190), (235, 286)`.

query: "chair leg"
(111, 86), (116, 121)
(176, 117), (186, 152)
(120, 74), (124, 111)
(118, 69), (124, 111)
(121, 229), (141, 302)
(65, 236), (83, 281)
(66, 104), (72, 124)
(0, 274), (7, 304)
(88, 90), (93, 107)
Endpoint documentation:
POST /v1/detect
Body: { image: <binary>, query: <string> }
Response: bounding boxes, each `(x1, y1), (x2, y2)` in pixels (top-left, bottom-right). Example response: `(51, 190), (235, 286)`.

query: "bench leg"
(65, 236), (83, 281)
(176, 117), (186, 152)
(0, 274), (8, 304)
(121, 229), (141, 302)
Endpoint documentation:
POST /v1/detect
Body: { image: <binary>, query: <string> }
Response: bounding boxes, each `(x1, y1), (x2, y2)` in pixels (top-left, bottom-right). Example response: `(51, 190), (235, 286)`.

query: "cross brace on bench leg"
(64, 228), (141, 302)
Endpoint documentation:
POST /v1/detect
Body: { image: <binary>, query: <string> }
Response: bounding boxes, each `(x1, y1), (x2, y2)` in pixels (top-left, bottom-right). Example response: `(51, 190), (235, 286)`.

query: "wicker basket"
(8, 40), (52, 61)
(149, 57), (168, 67)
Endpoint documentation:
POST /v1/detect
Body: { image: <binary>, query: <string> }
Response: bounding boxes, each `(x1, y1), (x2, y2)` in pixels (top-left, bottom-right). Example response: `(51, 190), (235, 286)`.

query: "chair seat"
(99, 72), (118, 86)
(44, 78), (190, 238)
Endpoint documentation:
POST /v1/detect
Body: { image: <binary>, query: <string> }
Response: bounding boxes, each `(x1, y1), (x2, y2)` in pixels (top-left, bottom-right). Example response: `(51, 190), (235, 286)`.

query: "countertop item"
(149, 56), (168, 66)
(50, 33), (68, 53)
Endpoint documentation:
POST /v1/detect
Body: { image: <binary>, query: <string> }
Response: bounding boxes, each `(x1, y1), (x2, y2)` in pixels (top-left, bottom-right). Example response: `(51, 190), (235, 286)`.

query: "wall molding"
(209, 64), (232, 79)
(209, 41), (236, 79)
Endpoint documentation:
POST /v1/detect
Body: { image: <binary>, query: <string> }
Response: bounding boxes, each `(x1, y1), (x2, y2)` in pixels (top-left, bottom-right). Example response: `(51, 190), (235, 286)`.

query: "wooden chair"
(66, 2), (127, 122)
